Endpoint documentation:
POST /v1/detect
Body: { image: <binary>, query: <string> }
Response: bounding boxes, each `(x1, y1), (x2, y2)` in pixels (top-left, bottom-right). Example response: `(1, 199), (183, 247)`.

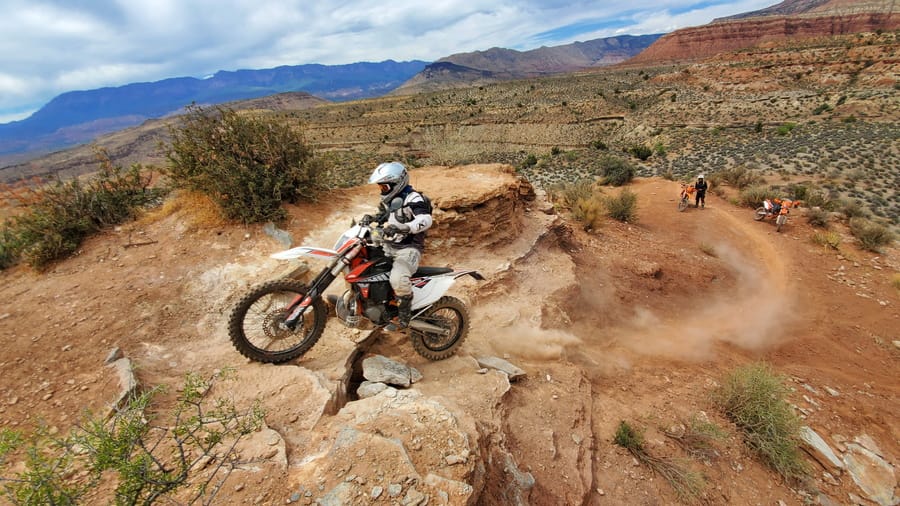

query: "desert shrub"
(804, 190), (835, 210)
(0, 159), (163, 271)
(739, 185), (777, 208)
(165, 104), (323, 224)
(812, 231), (842, 250)
(849, 218), (894, 252)
(775, 123), (797, 136)
(521, 154), (538, 168)
(805, 207), (830, 228)
(0, 370), (264, 505)
(590, 140), (608, 151)
(892, 273), (900, 292)
(627, 144), (652, 161)
(599, 155), (635, 186)
(812, 103), (832, 115)
(841, 199), (868, 219)
(615, 421), (706, 502)
(548, 180), (604, 230)
(713, 363), (809, 481)
(0, 226), (21, 270)
(604, 189), (638, 222)
(709, 166), (762, 190)
(665, 415), (726, 460)
(550, 146), (562, 156)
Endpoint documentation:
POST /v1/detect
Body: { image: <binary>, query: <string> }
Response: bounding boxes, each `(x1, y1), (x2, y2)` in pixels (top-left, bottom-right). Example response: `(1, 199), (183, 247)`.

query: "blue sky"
(0, 0), (777, 124)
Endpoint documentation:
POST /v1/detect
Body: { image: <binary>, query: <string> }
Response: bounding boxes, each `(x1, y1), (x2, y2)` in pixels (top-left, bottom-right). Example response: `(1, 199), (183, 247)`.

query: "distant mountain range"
(0, 34), (664, 162)
(394, 34), (662, 95)
(0, 60), (428, 157)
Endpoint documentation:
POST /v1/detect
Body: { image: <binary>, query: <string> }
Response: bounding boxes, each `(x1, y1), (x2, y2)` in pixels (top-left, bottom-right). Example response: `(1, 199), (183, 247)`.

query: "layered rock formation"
(629, 0), (899, 63)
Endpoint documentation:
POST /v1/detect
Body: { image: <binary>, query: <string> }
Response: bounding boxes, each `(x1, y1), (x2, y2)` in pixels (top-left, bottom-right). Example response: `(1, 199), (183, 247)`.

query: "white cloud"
(0, 0), (780, 122)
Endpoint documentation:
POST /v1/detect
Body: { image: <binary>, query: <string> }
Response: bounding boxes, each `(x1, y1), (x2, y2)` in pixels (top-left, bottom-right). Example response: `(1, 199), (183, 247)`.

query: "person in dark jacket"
(365, 162), (433, 328)
(694, 174), (708, 209)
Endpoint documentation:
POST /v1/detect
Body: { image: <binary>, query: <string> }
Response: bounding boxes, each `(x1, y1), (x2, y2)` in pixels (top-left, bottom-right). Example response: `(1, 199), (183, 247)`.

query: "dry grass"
(713, 363), (809, 482)
(139, 190), (229, 231)
(811, 231), (842, 250)
(614, 421), (707, 503)
(665, 415), (726, 461)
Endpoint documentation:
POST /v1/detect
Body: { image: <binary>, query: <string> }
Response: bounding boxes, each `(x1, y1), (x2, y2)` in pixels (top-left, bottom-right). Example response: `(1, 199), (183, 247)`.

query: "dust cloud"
(600, 242), (795, 361)
(486, 323), (583, 361)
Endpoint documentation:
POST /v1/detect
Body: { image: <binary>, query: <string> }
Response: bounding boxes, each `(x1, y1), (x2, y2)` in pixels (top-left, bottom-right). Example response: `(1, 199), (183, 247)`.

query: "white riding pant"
(384, 245), (421, 297)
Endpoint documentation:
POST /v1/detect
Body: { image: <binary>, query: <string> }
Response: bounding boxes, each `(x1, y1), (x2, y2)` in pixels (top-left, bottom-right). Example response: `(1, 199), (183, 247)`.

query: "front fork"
(283, 245), (360, 329)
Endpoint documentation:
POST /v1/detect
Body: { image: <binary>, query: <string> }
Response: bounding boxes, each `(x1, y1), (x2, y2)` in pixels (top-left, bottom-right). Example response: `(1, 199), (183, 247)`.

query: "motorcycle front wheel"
(775, 214), (787, 232)
(410, 296), (469, 361)
(754, 207), (767, 221)
(677, 197), (688, 212)
(228, 279), (326, 363)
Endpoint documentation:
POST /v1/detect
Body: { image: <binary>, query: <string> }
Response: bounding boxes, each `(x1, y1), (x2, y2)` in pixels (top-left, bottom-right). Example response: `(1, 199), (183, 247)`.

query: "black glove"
(383, 223), (410, 236)
(359, 214), (374, 226)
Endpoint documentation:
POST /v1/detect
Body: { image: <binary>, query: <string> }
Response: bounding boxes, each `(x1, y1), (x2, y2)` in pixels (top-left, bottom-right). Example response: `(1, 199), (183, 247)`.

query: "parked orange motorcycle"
(678, 184), (695, 212)
(753, 198), (801, 232)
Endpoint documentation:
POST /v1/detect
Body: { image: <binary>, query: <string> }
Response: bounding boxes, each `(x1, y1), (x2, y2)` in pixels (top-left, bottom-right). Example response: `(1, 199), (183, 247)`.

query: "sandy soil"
(0, 170), (897, 505)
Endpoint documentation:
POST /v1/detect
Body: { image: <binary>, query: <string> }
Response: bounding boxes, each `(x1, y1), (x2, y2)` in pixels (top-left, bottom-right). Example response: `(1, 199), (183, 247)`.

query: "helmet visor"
(378, 183), (392, 195)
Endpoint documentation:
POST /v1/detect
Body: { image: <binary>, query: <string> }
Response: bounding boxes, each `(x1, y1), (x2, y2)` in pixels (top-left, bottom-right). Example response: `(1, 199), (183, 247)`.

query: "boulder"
(799, 426), (844, 472)
(842, 443), (897, 506)
(362, 355), (422, 387)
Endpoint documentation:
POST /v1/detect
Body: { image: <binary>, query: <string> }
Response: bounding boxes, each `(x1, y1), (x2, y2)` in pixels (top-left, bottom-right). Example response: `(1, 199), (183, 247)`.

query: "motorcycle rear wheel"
(677, 198), (688, 212)
(754, 207), (767, 221)
(228, 279), (326, 363)
(410, 296), (468, 361)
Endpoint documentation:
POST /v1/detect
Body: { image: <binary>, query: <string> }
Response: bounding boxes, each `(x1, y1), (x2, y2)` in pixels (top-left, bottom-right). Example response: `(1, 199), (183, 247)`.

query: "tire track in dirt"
(579, 180), (798, 365)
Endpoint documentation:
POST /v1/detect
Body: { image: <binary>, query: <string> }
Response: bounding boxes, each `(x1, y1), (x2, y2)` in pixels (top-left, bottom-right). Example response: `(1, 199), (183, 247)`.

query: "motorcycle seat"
(413, 266), (454, 277)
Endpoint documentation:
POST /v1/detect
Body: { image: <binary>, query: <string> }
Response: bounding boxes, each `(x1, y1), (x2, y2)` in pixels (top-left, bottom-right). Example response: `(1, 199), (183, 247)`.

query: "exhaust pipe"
(408, 320), (449, 336)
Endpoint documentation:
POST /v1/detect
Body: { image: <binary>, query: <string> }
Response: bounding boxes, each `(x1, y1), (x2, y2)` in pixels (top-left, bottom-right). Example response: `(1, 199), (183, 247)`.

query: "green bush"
(548, 180), (604, 230)
(709, 166), (762, 190)
(165, 104), (323, 224)
(805, 190), (836, 211)
(841, 199), (868, 219)
(0, 370), (264, 505)
(849, 218), (894, 252)
(739, 185), (777, 208)
(628, 144), (652, 161)
(775, 123), (797, 136)
(714, 363), (809, 481)
(590, 140), (608, 151)
(599, 155), (636, 186)
(0, 159), (163, 271)
(805, 207), (830, 228)
(604, 189), (638, 222)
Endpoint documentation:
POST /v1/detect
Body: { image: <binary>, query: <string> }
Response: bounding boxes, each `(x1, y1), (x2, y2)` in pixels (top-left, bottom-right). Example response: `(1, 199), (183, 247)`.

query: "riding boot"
(397, 295), (413, 328)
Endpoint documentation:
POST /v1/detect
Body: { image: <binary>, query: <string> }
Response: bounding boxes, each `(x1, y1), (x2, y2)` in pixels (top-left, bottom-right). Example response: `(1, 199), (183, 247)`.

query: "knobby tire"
(409, 296), (469, 361)
(227, 279), (326, 363)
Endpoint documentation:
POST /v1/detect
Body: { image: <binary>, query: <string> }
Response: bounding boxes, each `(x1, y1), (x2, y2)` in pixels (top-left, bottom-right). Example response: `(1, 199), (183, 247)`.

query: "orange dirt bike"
(678, 184), (696, 212)
(227, 215), (483, 363)
(753, 198), (801, 232)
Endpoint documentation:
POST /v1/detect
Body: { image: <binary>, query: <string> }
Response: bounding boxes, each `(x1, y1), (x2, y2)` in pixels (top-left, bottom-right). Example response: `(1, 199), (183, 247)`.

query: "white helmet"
(368, 162), (409, 203)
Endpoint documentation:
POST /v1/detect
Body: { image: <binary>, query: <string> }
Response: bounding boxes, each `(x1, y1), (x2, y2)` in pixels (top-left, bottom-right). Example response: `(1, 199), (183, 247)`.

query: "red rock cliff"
(630, 2), (899, 63)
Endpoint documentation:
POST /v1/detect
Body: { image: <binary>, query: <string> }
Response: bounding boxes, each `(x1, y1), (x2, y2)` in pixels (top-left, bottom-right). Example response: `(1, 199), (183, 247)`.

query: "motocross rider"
(362, 162), (433, 329)
(694, 174), (708, 209)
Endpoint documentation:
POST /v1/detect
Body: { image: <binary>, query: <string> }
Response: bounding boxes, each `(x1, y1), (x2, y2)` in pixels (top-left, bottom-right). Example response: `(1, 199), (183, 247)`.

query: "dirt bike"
(678, 184), (696, 212)
(753, 198), (801, 232)
(227, 216), (483, 364)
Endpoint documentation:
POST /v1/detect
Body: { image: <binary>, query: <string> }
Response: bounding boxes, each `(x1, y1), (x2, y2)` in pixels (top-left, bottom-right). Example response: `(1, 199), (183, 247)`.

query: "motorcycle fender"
(410, 275), (456, 310)
(410, 271), (482, 310)
(271, 246), (337, 261)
